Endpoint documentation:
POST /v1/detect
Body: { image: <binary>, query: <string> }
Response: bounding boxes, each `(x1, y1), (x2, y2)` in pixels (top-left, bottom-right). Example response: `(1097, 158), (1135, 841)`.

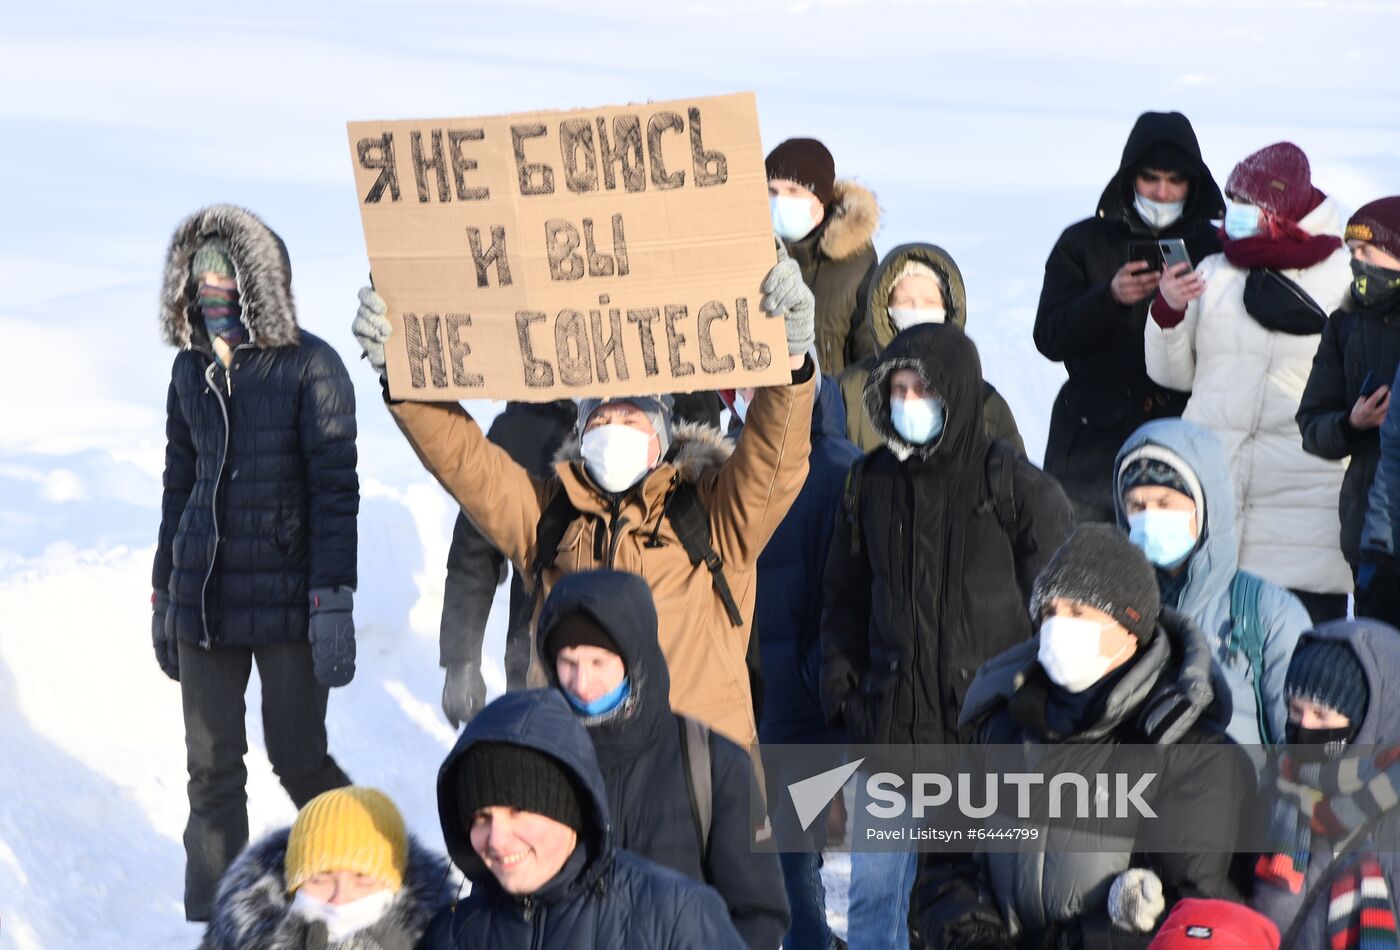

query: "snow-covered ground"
(2, 1), (1398, 945)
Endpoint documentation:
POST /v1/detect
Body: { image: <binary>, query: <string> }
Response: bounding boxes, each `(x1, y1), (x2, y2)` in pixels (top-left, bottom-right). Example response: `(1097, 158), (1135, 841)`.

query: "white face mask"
(770, 195), (817, 242)
(1037, 615), (1129, 694)
(1224, 201), (1262, 240)
(890, 396), (945, 445)
(1134, 193), (1185, 231)
(581, 424), (655, 493)
(291, 888), (396, 942)
(888, 307), (947, 331)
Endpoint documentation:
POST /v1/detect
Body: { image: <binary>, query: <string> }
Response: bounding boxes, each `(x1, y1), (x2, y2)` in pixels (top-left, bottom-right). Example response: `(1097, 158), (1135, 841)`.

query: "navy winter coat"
(421, 689), (746, 950)
(152, 205), (358, 648)
(537, 570), (789, 948)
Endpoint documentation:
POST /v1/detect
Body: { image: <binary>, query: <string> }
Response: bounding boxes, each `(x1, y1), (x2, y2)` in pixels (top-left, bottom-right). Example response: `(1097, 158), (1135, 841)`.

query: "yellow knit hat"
(284, 786), (408, 894)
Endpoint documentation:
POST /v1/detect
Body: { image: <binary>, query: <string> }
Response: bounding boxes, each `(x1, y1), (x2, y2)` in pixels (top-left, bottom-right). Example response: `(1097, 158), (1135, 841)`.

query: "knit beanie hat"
(575, 394), (674, 461)
(456, 742), (587, 837)
(542, 610), (623, 669)
(191, 238), (235, 280)
(284, 786), (408, 894)
(889, 260), (942, 299)
(1225, 142), (1322, 223)
(765, 138), (836, 207)
(1285, 638), (1369, 728)
(1117, 444), (1205, 520)
(1346, 196), (1400, 261)
(1030, 525), (1161, 644)
(1148, 898), (1280, 949)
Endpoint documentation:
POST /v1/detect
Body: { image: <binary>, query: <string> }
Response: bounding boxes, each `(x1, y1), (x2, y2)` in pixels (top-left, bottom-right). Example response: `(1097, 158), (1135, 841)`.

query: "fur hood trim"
(819, 179), (880, 262)
(199, 828), (455, 950)
(556, 419), (735, 483)
(160, 204), (299, 350)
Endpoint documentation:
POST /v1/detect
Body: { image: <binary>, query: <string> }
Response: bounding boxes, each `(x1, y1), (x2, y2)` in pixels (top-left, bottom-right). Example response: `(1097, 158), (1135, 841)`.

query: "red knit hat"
(1347, 196), (1400, 260)
(1225, 142), (1323, 223)
(1148, 899), (1280, 949)
(765, 138), (836, 206)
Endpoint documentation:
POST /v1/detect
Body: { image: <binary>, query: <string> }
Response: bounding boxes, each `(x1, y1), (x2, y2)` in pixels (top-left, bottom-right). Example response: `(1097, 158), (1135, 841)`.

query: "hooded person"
(916, 525), (1253, 950)
(351, 252), (818, 751)
(766, 137), (880, 376)
(152, 205), (359, 921)
(534, 570), (789, 949)
(838, 242), (1025, 454)
(1298, 197), (1400, 624)
(1115, 419), (1310, 746)
(199, 786), (453, 950)
(1147, 142), (1354, 623)
(1251, 620), (1400, 948)
(420, 689), (746, 949)
(1035, 111), (1225, 523)
(722, 370), (860, 950)
(820, 322), (1073, 949)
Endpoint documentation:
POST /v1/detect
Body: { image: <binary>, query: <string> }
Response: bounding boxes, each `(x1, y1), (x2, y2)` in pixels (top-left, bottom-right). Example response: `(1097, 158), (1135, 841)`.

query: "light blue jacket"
(1115, 419), (1309, 745)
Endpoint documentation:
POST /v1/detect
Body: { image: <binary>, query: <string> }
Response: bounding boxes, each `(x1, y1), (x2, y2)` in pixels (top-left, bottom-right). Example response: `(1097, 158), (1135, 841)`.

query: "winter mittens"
(1108, 867), (1165, 933)
(352, 288), (390, 379)
(308, 587), (356, 688)
(760, 244), (816, 356)
(152, 591), (179, 681)
(442, 660), (488, 730)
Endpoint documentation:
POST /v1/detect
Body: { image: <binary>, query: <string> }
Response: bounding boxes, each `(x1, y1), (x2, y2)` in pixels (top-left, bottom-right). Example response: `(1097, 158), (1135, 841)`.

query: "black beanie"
(1286, 639), (1369, 729)
(542, 611), (623, 669)
(456, 741), (587, 836)
(1030, 525), (1161, 644)
(765, 138), (836, 207)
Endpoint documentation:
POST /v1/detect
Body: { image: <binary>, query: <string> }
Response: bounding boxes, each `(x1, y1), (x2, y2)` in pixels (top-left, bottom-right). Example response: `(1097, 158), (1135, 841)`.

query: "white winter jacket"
(1144, 197), (1354, 595)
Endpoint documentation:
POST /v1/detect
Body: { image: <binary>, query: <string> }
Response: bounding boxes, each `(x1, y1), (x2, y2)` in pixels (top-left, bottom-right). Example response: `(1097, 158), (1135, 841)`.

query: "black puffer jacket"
(421, 690), (745, 950)
(820, 323), (1073, 746)
(538, 570), (789, 949)
(916, 610), (1252, 950)
(1035, 112), (1224, 522)
(199, 828), (453, 950)
(1297, 297), (1400, 565)
(152, 205), (358, 648)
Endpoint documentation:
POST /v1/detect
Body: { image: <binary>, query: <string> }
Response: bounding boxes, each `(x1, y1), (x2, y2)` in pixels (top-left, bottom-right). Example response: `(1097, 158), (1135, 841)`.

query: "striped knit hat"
(284, 786), (408, 894)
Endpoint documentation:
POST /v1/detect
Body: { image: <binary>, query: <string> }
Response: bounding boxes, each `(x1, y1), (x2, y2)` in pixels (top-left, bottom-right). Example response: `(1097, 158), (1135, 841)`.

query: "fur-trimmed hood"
(555, 419), (734, 485)
(863, 322), (987, 466)
(160, 204), (299, 350)
(864, 243), (969, 355)
(817, 179), (880, 262)
(199, 828), (455, 950)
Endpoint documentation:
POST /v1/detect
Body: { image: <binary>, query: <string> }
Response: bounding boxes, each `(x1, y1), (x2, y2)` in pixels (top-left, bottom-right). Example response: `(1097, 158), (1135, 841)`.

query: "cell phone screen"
(1127, 241), (1163, 273)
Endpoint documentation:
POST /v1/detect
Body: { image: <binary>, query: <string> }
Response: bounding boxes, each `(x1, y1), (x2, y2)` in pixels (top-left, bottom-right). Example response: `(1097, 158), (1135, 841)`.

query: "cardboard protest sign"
(347, 92), (789, 402)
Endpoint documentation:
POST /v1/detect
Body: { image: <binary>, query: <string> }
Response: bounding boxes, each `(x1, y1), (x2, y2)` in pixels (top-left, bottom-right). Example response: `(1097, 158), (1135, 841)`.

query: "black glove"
(308, 587), (356, 688)
(152, 591), (179, 681)
(442, 660), (487, 729)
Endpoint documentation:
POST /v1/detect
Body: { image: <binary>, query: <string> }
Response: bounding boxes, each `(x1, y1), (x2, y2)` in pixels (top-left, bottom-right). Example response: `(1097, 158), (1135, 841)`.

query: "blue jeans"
(780, 850), (834, 949)
(847, 848), (918, 950)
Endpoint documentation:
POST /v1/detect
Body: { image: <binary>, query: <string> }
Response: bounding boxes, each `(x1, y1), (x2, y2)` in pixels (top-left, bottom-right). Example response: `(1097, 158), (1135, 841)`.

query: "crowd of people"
(149, 115), (1400, 948)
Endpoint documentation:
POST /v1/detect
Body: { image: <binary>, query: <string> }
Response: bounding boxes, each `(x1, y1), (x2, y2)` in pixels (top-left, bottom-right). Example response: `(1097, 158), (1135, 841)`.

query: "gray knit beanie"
(1030, 525), (1161, 644)
(575, 394), (675, 461)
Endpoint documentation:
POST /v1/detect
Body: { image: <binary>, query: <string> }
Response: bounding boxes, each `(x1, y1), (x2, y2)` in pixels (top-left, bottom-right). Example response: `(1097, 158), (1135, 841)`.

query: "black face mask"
(1351, 258), (1400, 309)
(1285, 721), (1355, 762)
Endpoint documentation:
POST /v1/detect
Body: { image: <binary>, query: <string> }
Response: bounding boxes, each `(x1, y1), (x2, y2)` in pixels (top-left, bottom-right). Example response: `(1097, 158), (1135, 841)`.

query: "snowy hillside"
(2, 0), (1398, 945)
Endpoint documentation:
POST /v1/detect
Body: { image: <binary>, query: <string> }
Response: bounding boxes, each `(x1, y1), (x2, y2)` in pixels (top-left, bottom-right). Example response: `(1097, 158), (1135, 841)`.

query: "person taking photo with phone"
(1034, 111), (1225, 523)
(1297, 198), (1400, 625)
(1147, 143), (1354, 623)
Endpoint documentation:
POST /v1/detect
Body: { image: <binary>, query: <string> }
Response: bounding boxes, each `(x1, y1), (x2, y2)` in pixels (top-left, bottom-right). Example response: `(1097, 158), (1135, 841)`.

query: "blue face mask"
(565, 677), (631, 717)
(890, 396), (945, 445)
(770, 195), (817, 242)
(1224, 201), (1262, 240)
(1127, 509), (1198, 569)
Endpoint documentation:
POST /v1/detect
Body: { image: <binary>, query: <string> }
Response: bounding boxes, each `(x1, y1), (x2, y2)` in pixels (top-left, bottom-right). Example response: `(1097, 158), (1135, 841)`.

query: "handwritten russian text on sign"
(347, 93), (788, 402)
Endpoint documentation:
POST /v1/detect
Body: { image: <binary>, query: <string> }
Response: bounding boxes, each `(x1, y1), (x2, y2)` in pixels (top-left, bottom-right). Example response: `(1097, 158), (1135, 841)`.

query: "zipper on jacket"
(906, 482), (922, 744)
(604, 497), (629, 568)
(530, 902), (545, 950)
(198, 360), (232, 649)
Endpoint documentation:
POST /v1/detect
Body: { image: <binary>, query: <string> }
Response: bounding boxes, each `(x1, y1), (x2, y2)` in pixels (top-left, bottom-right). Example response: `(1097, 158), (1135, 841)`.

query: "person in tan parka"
(351, 263), (817, 749)
(838, 242), (1025, 454)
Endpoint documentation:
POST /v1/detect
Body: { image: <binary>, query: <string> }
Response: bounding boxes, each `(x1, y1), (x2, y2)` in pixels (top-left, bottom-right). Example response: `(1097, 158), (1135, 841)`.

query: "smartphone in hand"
(1361, 371), (1387, 398)
(1127, 240), (1164, 273)
(1159, 239), (1192, 273)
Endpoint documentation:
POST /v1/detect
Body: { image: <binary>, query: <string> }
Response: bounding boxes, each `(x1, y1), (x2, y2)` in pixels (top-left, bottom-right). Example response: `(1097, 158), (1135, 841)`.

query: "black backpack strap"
(982, 440), (1017, 532)
(529, 482), (580, 610)
(841, 452), (875, 558)
(678, 715), (713, 864)
(664, 481), (744, 628)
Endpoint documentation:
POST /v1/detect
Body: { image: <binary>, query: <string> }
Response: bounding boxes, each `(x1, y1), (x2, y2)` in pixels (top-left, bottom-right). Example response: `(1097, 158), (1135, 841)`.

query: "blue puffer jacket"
(152, 205), (358, 648)
(750, 374), (861, 746)
(420, 690), (745, 950)
(1114, 419), (1308, 745)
